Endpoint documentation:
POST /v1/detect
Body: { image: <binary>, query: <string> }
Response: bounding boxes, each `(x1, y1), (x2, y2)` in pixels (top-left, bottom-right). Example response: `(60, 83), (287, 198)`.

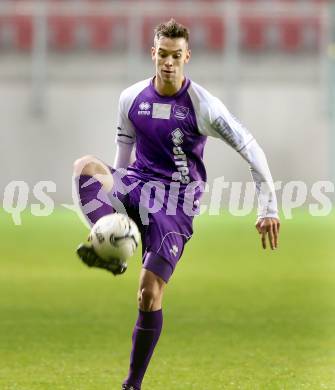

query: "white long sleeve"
(114, 82), (148, 169)
(188, 81), (278, 219)
(239, 139), (278, 219)
(113, 142), (134, 169)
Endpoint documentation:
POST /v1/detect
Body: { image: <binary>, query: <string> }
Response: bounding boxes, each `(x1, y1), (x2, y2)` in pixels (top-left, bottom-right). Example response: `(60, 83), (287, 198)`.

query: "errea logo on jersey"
(171, 128), (190, 184)
(171, 128), (184, 146)
(169, 245), (179, 257)
(138, 102), (151, 116)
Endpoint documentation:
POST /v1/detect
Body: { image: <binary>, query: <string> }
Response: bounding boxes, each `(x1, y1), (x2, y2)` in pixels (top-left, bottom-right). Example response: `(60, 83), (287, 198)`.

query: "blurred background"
(0, 0), (334, 206)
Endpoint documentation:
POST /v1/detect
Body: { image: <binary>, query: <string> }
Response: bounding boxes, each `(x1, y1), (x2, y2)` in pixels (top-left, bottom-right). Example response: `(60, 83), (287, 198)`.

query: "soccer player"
(73, 19), (280, 390)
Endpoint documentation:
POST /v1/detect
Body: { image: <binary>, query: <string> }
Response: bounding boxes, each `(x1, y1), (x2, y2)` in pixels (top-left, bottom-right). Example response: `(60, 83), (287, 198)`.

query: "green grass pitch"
(1, 210), (335, 389)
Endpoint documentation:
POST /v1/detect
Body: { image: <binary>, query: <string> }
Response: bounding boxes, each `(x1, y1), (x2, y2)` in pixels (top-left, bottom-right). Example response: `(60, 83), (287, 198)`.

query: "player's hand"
(255, 217), (280, 250)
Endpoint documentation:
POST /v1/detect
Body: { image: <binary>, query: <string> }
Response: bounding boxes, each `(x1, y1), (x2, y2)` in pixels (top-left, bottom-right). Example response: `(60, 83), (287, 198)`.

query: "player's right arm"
(114, 143), (134, 169)
(114, 91), (136, 169)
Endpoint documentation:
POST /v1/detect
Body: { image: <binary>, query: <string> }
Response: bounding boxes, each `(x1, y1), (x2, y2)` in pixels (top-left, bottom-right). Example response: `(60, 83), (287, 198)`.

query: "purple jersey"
(77, 77), (278, 284)
(117, 77), (207, 189)
(116, 76), (278, 219)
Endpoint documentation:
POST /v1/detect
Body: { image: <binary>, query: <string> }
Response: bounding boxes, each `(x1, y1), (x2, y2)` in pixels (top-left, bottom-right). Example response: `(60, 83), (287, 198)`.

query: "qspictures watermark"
(2, 181), (56, 225)
(1, 178), (334, 226)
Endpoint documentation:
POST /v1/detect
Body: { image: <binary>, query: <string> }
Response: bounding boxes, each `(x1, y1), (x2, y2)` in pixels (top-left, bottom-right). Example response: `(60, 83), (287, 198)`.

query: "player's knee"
(73, 155), (101, 177)
(138, 287), (160, 312)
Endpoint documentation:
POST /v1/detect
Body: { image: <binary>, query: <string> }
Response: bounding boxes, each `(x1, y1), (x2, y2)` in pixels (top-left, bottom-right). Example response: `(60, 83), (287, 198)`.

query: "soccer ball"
(89, 213), (140, 262)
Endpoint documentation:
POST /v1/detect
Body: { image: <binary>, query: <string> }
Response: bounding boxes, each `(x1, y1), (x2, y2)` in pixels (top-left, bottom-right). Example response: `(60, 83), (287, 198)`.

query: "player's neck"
(154, 75), (185, 97)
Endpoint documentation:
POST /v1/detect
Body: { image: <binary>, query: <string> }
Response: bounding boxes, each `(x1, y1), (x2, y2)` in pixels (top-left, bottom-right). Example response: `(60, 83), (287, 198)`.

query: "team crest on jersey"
(138, 101), (151, 116)
(173, 105), (189, 120)
(171, 128), (184, 146)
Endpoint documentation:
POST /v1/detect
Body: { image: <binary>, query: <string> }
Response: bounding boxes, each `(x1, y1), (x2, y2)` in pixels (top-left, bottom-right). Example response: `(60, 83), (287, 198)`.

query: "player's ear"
(151, 46), (156, 61)
(184, 48), (191, 64)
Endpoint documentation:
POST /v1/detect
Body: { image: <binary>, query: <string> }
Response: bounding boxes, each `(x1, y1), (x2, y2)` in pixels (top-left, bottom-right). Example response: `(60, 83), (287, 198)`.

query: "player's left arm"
(204, 97), (280, 250)
(239, 139), (280, 250)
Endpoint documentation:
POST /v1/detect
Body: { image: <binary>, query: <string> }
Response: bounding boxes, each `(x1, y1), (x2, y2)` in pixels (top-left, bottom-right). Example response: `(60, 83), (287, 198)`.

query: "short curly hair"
(154, 18), (189, 45)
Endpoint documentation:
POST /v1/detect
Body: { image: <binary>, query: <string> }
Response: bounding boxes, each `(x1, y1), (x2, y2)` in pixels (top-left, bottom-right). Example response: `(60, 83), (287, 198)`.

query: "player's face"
(151, 37), (191, 86)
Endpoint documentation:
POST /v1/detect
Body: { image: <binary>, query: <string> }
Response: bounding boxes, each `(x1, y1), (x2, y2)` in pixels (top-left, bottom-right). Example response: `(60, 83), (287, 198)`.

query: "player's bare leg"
(73, 155), (127, 275)
(138, 269), (165, 311)
(123, 268), (165, 390)
(73, 154), (114, 191)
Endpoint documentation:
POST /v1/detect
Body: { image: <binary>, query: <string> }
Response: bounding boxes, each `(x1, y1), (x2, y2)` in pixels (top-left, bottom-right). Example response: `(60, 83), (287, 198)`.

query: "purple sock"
(76, 175), (113, 226)
(123, 309), (163, 390)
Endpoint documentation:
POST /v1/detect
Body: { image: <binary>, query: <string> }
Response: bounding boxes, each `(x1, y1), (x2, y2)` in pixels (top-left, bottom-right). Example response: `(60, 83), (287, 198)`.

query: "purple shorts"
(109, 168), (194, 283)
